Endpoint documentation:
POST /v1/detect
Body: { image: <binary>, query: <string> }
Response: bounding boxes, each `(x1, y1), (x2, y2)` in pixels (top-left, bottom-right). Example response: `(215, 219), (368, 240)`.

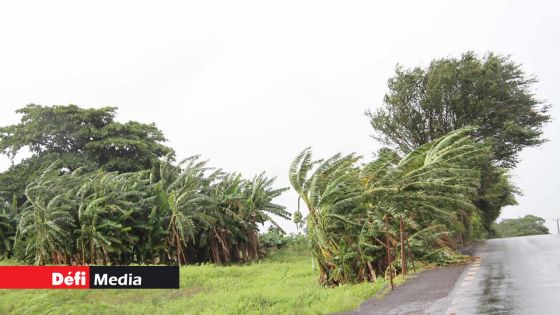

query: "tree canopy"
(0, 104), (172, 171)
(492, 215), (550, 238)
(290, 127), (488, 285)
(0, 104), (173, 205)
(0, 105), (289, 265)
(0, 155), (289, 265)
(365, 52), (548, 233)
(366, 52), (550, 168)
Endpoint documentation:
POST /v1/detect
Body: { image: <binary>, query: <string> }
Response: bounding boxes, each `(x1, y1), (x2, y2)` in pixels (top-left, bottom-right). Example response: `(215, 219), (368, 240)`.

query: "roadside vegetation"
(492, 215), (550, 238)
(291, 52), (550, 285)
(0, 105), (289, 265)
(290, 127), (484, 285)
(0, 51), (551, 313)
(0, 241), (395, 315)
(0, 154), (290, 265)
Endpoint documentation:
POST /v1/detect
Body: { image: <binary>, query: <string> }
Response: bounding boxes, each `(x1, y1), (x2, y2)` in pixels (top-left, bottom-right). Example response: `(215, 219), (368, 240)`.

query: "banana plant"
(289, 127), (488, 285)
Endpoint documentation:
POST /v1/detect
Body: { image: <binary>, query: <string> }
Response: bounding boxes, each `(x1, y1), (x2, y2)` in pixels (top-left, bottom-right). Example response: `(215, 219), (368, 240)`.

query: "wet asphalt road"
(446, 234), (560, 315)
(345, 264), (469, 315)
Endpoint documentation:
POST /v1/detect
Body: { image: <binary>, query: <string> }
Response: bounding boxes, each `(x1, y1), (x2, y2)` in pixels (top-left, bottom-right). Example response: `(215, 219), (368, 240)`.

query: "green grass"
(0, 245), (389, 315)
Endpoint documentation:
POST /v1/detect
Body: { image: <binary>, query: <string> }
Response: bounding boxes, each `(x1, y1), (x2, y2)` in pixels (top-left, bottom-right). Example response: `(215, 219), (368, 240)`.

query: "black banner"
(89, 266), (179, 289)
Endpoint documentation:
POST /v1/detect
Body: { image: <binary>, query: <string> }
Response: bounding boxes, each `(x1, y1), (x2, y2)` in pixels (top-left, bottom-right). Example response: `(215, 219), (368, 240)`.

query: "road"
(445, 234), (560, 314)
(347, 234), (560, 314)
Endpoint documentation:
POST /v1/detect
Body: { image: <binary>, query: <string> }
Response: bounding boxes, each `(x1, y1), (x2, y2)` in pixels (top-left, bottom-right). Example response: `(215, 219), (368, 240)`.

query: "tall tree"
(366, 52), (549, 231)
(0, 104), (173, 205)
(367, 52), (550, 168)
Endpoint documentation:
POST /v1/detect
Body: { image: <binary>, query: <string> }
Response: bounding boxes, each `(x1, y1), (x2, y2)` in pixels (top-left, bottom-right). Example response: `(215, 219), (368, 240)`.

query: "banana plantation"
(0, 156), (289, 265)
(290, 127), (489, 286)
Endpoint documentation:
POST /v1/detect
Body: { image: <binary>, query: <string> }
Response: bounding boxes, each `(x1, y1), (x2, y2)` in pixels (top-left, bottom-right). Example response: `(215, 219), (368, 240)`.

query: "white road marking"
(447, 257), (484, 314)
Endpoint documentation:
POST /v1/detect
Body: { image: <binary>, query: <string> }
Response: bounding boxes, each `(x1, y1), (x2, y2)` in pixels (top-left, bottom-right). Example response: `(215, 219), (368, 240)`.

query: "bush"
(260, 227), (307, 255)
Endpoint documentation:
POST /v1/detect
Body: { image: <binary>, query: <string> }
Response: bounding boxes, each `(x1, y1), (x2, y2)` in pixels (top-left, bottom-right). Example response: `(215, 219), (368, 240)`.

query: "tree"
(289, 127), (486, 285)
(492, 215), (549, 237)
(475, 166), (520, 232)
(0, 107), (290, 265)
(239, 173), (290, 259)
(152, 156), (211, 265)
(5, 155), (288, 265)
(366, 52), (548, 232)
(0, 104), (173, 207)
(73, 170), (149, 265)
(0, 210), (16, 259)
(367, 52), (550, 168)
(15, 163), (78, 265)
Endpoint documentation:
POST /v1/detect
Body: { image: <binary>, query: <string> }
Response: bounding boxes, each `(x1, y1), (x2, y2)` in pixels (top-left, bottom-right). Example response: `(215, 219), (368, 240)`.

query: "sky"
(1, 0), (559, 234)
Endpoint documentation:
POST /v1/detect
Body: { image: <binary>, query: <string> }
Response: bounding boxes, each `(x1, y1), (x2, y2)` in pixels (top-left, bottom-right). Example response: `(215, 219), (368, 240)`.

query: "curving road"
(445, 234), (560, 314)
(346, 234), (560, 314)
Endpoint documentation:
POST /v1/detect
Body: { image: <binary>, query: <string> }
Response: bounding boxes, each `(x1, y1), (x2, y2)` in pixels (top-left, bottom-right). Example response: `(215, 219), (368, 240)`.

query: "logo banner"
(0, 266), (179, 289)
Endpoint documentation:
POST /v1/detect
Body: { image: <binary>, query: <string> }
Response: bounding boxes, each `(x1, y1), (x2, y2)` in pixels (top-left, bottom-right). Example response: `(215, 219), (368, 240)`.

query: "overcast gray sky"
(1, 0), (558, 233)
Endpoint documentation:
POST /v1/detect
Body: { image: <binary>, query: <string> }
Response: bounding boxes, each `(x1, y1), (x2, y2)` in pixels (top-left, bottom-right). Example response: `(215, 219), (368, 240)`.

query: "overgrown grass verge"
(0, 245), (389, 315)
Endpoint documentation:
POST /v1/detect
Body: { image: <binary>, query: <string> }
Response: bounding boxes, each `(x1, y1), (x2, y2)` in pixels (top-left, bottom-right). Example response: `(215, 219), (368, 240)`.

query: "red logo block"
(0, 266), (90, 289)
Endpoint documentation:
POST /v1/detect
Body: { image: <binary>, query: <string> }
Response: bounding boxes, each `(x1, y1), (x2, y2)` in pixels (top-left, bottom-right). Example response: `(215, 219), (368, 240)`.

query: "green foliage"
(0, 104), (173, 206)
(474, 166), (519, 231)
(0, 210), (16, 258)
(0, 245), (387, 315)
(259, 227), (288, 250)
(259, 228), (307, 254)
(0, 105), (172, 171)
(366, 52), (550, 168)
(0, 105), (289, 266)
(365, 52), (547, 232)
(492, 215), (550, 238)
(467, 211), (488, 240)
(290, 127), (486, 285)
(293, 210), (304, 231)
(3, 156), (288, 265)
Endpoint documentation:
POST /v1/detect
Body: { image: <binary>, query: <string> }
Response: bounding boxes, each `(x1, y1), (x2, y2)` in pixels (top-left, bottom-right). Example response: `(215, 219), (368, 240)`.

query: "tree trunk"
(459, 212), (465, 246)
(90, 243), (95, 264)
(175, 233), (182, 265)
(366, 260), (377, 281)
(405, 234), (416, 272)
(399, 217), (407, 277)
(384, 215), (394, 290)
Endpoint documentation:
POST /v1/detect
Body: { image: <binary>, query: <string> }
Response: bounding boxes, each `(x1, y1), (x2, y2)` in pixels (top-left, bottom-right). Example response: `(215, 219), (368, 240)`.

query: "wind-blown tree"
(366, 52), (546, 231)
(151, 156), (212, 265)
(289, 148), (362, 284)
(361, 128), (486, 271)
(198, 171), (290, 264)
(74, 170), (151, 265)
(15, 163), (79, 265)
(0, 105), (290, 265)
(290, 128), (487, 285)
(7, 155), (288, 266)
(241, 173), (290, 259)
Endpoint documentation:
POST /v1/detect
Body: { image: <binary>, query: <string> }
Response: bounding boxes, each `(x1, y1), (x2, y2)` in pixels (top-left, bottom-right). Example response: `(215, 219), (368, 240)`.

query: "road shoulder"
(344, 264), (469, 315)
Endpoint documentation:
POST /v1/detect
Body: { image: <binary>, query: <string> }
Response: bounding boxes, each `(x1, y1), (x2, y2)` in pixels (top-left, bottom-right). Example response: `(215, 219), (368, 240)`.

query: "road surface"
(347, 234), (560, 314)
(445, 234), (560, 314)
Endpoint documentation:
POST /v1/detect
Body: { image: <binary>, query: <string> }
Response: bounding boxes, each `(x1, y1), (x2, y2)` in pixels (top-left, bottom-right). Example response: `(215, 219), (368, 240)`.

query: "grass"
(0, 245), (392, 315)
